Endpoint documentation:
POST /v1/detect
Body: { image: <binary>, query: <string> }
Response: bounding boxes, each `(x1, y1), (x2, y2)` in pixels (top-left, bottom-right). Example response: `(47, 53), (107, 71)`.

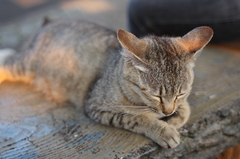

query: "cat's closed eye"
(140, 87), (148, 91)
(176, 93), (186, 98)
(151, 95), (163, 103)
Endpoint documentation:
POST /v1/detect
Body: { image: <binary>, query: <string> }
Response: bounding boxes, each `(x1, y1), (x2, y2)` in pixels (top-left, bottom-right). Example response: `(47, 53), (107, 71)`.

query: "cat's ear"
(117, 29), (149, 72)
(117, 29), (147, 59)
(177, 26), (213, 53)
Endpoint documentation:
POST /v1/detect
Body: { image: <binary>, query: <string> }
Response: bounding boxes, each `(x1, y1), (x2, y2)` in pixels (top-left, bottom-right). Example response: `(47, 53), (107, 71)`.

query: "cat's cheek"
(176, 98), (186, 108)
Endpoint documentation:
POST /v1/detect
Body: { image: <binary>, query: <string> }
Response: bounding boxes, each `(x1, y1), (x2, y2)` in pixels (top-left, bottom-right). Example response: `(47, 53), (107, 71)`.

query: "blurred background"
(0, 0), (128, 50)
(0, 0), (63, 24)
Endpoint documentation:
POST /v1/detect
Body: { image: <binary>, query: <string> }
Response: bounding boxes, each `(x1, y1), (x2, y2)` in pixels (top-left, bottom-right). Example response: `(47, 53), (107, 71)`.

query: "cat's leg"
(0, 50), (67, 104)
(0, 65), (33, 84)
(0, 61), (66, 103)
(165, 101), (191, 129)
(0, 54), (34, 85)
(86, 106), (180, 148)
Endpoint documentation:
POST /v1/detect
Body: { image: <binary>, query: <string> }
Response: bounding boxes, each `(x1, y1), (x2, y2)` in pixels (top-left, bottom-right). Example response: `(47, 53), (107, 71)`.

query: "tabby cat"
(0, 20), (213, 148)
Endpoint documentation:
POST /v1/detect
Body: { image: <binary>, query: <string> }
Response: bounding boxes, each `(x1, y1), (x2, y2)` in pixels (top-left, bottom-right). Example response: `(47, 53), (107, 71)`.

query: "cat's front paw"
(167, 115), (184, 129)
(156, 124), (180, 148)
(166, 104), (190, 129)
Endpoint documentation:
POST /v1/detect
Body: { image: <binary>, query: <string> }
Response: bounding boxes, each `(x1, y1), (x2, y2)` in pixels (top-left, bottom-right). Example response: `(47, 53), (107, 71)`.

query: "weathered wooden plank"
(0, 47), (239, 159)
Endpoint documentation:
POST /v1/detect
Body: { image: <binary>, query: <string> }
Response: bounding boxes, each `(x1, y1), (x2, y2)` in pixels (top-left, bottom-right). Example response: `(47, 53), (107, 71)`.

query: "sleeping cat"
(0, 20), (213, 148)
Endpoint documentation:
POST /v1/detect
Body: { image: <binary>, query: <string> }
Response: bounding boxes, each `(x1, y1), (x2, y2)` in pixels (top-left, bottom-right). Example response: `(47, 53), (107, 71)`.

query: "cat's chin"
(149, 111), (167, 119)
(155, 109), (175, 118)
(158, 112), (168, 118)
(160, 111), (178, 121)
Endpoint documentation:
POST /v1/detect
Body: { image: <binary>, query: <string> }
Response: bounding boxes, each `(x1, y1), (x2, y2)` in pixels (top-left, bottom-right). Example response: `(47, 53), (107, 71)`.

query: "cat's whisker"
(120, 112), (135, 118)
(148, 106), (159, 113)
(109, 105), (149, 108)
(129, 110), (152, 120)
(93, 106), (151, 116)
(129, 112), (150, 120)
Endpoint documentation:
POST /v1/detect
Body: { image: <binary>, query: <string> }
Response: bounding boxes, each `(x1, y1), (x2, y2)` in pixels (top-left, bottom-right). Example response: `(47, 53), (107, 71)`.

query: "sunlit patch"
(61, 0), (115, 13)
(10, 0), (47, 8)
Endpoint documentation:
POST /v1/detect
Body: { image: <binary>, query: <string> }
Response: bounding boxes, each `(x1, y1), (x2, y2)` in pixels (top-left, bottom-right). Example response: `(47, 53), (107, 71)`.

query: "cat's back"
(30, 20), (120, 57)
(22, 20), (121, 81)
(44, 20), (118, 47)
(10, 20), (121, 106)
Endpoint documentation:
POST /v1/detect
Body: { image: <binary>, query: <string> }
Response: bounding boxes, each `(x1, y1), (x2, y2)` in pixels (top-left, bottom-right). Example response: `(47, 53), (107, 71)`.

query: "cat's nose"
(162, 110), (174, 116)
(161, 101), (175, 116)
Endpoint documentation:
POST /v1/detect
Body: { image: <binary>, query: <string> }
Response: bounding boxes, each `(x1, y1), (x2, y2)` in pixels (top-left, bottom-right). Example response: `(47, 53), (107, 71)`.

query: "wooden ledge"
(0, 47), (240, 158)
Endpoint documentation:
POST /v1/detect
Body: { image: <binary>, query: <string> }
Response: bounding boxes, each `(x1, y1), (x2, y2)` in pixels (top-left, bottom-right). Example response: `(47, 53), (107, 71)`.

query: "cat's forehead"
(139, 35), (190, 93)
(142, 37), (186, 69)
(142, 36), (186, 65)
(141, 68), (190, 96)
(145, 36), (183, 55)
(145, 66), (186, 85)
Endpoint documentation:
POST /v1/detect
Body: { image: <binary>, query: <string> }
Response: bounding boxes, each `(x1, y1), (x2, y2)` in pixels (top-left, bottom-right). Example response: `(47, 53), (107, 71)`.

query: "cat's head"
(117, 27), (213, 116)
